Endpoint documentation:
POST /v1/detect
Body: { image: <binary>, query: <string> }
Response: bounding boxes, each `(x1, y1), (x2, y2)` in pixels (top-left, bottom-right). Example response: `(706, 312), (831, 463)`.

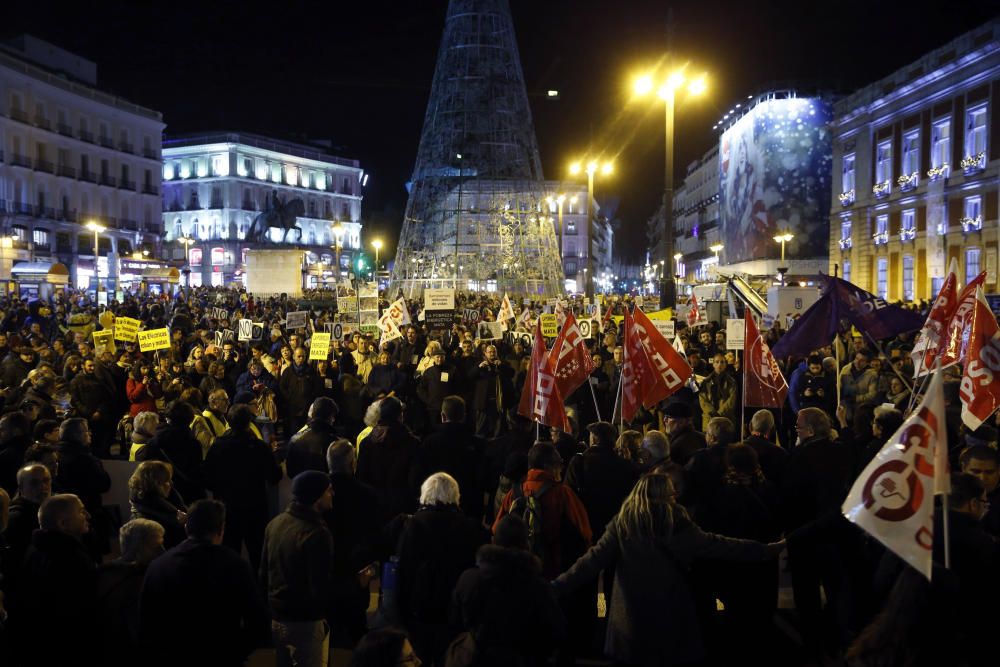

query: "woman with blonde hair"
(615, 429), (643, 463)
(553, 474), (784, 667)
(128, 460), (187, 548)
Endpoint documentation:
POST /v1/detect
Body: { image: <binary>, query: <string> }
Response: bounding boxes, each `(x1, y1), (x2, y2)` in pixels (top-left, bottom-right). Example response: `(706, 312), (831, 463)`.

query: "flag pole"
(588, 380), (602, 422)
(862, 331), (914, 393)
(741, 315), (747, 439)
(835, 331), (842, 414)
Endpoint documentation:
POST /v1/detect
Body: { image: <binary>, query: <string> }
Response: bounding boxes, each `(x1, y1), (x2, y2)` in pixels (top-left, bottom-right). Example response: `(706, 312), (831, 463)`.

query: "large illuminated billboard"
(719, 96), (832, 265)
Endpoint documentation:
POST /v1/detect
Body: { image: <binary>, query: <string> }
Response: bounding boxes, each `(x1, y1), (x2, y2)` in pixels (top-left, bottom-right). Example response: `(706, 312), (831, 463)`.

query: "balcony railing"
(79, 129), (94, 143)
(10, 153), (32, 168)
(34, 116), (51, 130)
(961, 215), (983, 233)
(9, 108), (28, 123)
(897, 172), (918, 192)
(59, 209), (78, 222)
(872, 181), (891, 198)
(927, 164), (949, 181)
(143, 147), (158, 159)
(901, 227), (917, 242)
(34, 160), (54, 174)
(873, 231), (889, 246)
(120, 179), (136, 191)
(58, 165), (76, 178)
(838, 189), (855, 206)
(119, 219), (138, 231)
(99, 174), (117, 187)
(839, 238), (852, 250)
(142, 184), (159, 195)
(12, 201), (35, 215)
(961, 152), (986, 175)
(119, 142), (134, 154)
(57, 123), (74, 137)
(99, 135), (115, 148)
(79, 170), (97, 183)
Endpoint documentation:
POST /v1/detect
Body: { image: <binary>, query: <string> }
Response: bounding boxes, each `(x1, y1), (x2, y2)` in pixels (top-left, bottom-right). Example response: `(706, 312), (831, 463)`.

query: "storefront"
(11, 262), (70, 299)
(118, 258), (181, 295)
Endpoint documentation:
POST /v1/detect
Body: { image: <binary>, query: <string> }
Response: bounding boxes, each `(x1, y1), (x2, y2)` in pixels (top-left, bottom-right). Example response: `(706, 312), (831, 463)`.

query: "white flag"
(672, 335), (687, 359)
(842, 370), (949, 580)
(498, 293), (516, 331)
(387, 298), (411, 326)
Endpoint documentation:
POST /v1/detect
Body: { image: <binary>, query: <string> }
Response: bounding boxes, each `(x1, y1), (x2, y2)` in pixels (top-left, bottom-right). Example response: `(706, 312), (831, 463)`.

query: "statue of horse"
(247, 194), (306, 243)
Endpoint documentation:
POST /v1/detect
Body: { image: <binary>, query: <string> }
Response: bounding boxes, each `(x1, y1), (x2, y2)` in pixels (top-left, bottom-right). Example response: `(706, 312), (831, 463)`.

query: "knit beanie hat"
(292, 471), (330, 506)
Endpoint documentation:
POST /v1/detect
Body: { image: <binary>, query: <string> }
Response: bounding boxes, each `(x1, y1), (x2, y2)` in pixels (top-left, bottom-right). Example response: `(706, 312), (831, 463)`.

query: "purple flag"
(771, 276), (925, 359)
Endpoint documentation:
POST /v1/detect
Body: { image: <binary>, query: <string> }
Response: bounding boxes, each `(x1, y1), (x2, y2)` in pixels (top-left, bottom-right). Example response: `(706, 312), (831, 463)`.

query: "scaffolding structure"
(389, 0), (564, 298)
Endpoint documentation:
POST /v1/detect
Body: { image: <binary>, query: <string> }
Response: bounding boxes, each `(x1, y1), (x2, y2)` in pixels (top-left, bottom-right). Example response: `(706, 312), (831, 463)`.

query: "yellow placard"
(309, 333), (331, 361)
(646, 308), (673, 321)
(137, 327), (171, 352)
(114, 316), (141, 342)
(540, 314), (559, 337)
(92, 330), (115, 355)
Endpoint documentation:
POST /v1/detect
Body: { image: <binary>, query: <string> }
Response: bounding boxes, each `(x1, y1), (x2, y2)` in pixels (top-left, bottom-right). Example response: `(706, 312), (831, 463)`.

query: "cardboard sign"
(237, 319), (253, 341)
(286, 311), (308, 330)
(540, 314), (559, 337)
(726, 318), (745, 350)
(477, 321), (502, 341)
(337, 297), (359, 314)
(463, 308), (481, 325)
(424, 288), (455, 310)
(635, 296), (644, 308)
(654, 320), (675, 339)
(309, 333), (331, 360)
(250, 323), (264, 341)
(92, 330), (115, 356)
(578, 318), (594, 339)
(213, 307), (228, 322)
(425, 309), (455, 330)
(137, 327), (171, 352)
(114, 317), (140, 342)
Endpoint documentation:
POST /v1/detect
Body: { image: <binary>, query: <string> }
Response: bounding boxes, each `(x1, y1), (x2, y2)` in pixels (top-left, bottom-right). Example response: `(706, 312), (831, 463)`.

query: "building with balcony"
(161, 132), (365, 287)
(0, 34), (165, 289)
(831, 19), (1000, 301)
(543, 181), (613, 293)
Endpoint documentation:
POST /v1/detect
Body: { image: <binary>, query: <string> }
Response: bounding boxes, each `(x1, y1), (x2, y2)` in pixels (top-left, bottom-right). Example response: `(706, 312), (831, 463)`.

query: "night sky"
(6, 0), (997, 262)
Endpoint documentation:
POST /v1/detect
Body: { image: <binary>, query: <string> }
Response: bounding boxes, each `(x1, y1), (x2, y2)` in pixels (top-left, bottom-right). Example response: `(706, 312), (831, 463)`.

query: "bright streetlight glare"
(634, 74), (654, 96)
(372, 239), (383, 250)
(556, 194), (566, 204)
(86, 221), (106, 233)
(674, 253), (683, 260)
(586, 160), (598, 174)
(710, 244), (724, 253)
(569, 162), (581, 175)
(667, 70), (685, 90)
(773, 232), (794, 243)
(601, 163), (613, 175)
(688, 76), (707, 96)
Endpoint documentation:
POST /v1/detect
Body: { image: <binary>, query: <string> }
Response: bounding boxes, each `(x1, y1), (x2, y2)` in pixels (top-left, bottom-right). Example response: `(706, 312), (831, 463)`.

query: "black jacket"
(743, 434), (788, 488)
(779, 435), (854, 532)
(358, 422), (422, 517)
(416, 363), (456, 417)
(565, 446), (638, 538)
(278, 364), (320, 420)
(204, 429), (282, 511)
(69, 369), (115, 420)
(130, 493), (187, 548)
(397, 504), (487, 626)
(55, 439), (112, 514)
(260, 502), (334, 622)
(451, 545), (565, 665)
(96, 560), (147, 667)
(419, 422), (486, 520)
(138, 422), (206, 503)
(0, 433), (33, 495)
(141, 537), (268, 667)
(471, 362), (514, 412)
(286, 420), (340, 478)
(667, 425), (706, 467)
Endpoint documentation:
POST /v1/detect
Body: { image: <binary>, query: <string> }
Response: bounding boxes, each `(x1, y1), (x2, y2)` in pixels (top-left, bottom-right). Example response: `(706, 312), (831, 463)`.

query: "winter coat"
(779, 435), (854, 533)
(130, 493), (187, 548)
(260, 502), (334, 622)
(0, 433), (33, 495)
(451, 544), (565, 665)
(204, 429), (282, 511)
(471, 362), (514, 412)
(55, 439), (112, 515)
(553, 509), (773, 667)
(743, 434), (788, 488)
(839, 364), (878, 417)
(357, 422), (422, 517)
(396, 504), (487, 626)
(565, 446), (639, 539)
(286, 420), (340, 478)
(141, 538), (267, 667)
(416, 363), (456, 418)
(69, 370), (115, 420)
(366, 364), (407, 398)
(138, 422), (206, 502)
(0, 352), (32, 390)
(126, 378), (160, 416)
(697, 371), (738, 430)
(419, 422), (486, 520)
(96, 560), (147, 667)
(278, 364), (320, 422)
(667, 425), (707, 467)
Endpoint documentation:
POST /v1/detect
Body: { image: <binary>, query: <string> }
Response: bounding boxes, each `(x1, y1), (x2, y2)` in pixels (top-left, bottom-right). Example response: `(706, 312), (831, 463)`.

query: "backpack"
(508, 482), (552, 558)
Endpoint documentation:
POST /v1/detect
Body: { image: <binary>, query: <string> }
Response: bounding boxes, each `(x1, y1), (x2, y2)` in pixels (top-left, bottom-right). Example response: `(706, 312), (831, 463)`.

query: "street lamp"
(372, 238), (383, 273)
(332, 223), (345, 276)
(178, 235), (195, 293)
(774, 231), (794, 286)
(568, 159), (613, 299)
(633, 65), (708, 308)
(85, 221), (106, 292)
(546, 194), (568, 258)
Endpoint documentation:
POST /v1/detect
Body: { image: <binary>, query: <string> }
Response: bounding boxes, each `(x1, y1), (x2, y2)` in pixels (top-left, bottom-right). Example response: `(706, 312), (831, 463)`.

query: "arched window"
(173, 218), (182, 240)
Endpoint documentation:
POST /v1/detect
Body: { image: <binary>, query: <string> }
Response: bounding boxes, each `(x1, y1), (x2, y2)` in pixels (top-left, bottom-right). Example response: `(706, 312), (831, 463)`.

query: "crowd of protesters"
(0, 284), (996, 667)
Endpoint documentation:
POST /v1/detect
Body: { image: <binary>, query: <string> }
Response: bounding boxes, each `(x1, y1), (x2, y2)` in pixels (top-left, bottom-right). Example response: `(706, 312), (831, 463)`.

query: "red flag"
(517, 321), (570, 431)
(601, 305), (614, 331)
(911, 261), (958, 376)
(743, 311), (788, 408)
(620, 308), (658, 424)
(686, 294), (700, 327)
(938, 270), (987, 371)
(550, 312), (595, 398)
(631, 307), (692, 407)
(959, 287), (1000, 430)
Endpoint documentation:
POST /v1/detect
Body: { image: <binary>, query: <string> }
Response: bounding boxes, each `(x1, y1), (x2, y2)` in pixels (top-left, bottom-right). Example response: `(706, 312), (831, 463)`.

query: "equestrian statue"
(246, 192), (305, 243)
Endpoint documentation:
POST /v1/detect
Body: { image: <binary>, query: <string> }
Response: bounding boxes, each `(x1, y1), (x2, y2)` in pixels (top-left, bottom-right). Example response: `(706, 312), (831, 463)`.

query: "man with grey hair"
(396, 471), (486, 663)
(685, 417), (738, 513)
(744, 409), (788, 486)
(3, 464), (52, 571)
(639, 430), (671, 473)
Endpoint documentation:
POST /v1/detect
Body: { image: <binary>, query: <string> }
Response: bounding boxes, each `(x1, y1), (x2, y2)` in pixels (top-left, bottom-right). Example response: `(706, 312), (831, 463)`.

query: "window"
(931, 118), (951, 171)
(966, 248), (982, 285)
(877, 258), (888, 299)
(901, 209), (916, 241)
(901, 130), (919, 183)
(211, 247), (225, 266)
(966, 104), (987, 159)
(197, 218), (210, 240)
(931, 276), (944, 296)
(190, 247), (203, 266)
(242, 157), (252, 176)
(874, 214), (888, 245)
(842, 153), (856, 193)
(963, 195), (983, 232)
(843, 260), (851, 283)
(33, 229), (48, 246)
(902, 255), (914, 301)
(211, 154), (227, 176)
(840, 220), (852, 249)
(677, 261), (686, 278)
(875, 140), (892, 187)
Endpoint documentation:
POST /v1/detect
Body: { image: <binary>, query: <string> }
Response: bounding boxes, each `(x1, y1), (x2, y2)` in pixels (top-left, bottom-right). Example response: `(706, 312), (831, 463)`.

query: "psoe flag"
(959, 287), (1000, 431)
(842, 369), (947, 581)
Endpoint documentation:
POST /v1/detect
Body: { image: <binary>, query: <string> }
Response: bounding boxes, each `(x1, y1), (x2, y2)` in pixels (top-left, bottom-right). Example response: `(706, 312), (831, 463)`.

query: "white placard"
(286, 311), (308, 330)
(726, 318), (745, 350)
(578, 319), (593, 339)
(654, 320), (675, 339)
(237, 319), (253, 341)
(424, 288), (455, 310)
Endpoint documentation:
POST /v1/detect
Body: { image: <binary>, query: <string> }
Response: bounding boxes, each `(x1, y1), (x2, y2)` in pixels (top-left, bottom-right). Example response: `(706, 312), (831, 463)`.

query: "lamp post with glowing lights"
(85, 221), (105, 292)
(372, 239), (383, 275)
(332, 223), (344, 277)
(569, 160), (613, 299)
(633, 66), (707, 308)
(774, 231), (793, 286)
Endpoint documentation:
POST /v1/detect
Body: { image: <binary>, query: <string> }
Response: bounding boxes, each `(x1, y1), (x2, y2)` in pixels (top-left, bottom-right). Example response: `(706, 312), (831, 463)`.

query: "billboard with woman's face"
(719, 97), (832, 264)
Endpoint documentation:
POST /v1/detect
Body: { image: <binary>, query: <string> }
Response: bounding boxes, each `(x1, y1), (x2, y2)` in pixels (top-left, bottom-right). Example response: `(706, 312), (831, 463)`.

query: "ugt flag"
(959, 287), (1000, 430)
(936, 271), (988, 372)
(743, 311), (788, 408)
(911, 260), (958, 377)
(842, 369), (948, 581)
(517, 321), (570, 432)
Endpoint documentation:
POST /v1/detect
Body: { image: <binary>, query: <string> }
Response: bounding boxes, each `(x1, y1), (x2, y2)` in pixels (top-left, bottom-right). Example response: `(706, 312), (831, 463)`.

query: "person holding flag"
(517, 321), (570, 434)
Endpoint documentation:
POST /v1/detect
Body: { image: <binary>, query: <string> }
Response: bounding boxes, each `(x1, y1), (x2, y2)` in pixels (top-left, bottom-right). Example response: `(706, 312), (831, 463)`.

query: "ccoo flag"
(631, 307), (692, 407)
(743, 311), (788, 408)
(517, 321), (570, 432)
(842, 369), (948, 581)
(550, 311), (595, 398)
